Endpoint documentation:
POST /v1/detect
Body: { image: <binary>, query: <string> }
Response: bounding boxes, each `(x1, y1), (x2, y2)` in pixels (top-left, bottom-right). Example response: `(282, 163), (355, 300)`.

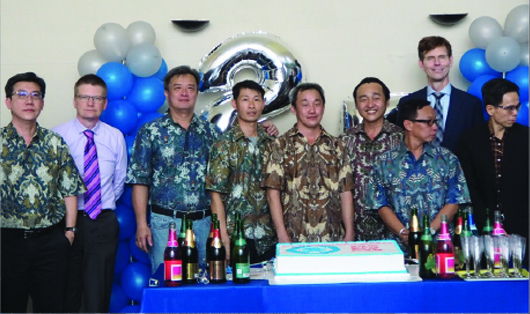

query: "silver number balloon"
(198, 32), (302, 131)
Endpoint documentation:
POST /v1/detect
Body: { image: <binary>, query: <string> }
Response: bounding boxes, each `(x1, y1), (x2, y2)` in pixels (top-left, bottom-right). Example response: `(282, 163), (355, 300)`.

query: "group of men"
(1, 35), (527, 313)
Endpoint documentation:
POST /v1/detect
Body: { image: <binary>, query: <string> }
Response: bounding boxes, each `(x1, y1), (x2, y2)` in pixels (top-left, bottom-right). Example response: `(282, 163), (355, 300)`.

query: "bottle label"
(164, 260), (182, 282)
(436, 253), (455, 275)
(235, 263), (250, 279)
(185, 263), (198, 280)
(209, 260), (226, 280)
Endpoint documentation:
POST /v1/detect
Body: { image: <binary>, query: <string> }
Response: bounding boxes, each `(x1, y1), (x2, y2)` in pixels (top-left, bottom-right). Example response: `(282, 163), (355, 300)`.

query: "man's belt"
(151, 205), (211, 220)
(1, 223), (61, 239)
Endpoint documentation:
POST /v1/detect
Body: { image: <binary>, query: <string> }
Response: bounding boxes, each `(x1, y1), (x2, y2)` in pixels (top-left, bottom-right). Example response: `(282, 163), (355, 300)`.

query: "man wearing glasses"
(457, 78), (528, 248)
(53, 74), (127, 312)
(365, 98), (470, 249)
(1, 72), (85, 312)
(387, 36), (483, 153)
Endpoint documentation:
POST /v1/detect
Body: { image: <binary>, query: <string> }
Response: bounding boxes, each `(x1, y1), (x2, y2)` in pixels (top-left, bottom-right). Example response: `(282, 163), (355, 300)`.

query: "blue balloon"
(97, 62), (134, 100)
(152, 58), (168, 81)
(121, 262), (151, 302)
(119, 305), (141, 313)
(118, 184), (133, 207)
(135, 112), (163, 134)
(116, 203), (136, 240)
(109, 284), (129, 313)
(125, 135), (136, 158)
(129, 235), (150, 264)
(114, 240), (131, 277)
(506, 65), (529, 103)
(101, 100), (138, 135)
(459, 48), (501, 82)
(516, 101), (529, 126)
(128, 77), (165, 113)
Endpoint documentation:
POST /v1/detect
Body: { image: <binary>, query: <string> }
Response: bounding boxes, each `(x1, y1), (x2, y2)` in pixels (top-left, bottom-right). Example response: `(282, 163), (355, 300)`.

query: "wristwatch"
(65, 227), (77, 233)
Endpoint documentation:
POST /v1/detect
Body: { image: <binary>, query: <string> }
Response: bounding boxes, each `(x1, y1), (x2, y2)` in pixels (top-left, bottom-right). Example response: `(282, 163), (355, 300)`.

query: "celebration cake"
(270, 240), (415, 285)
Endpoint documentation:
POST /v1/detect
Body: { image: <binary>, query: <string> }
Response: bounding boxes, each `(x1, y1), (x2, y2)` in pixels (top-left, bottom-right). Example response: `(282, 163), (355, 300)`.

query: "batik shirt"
(206, 122), (276, 255)
(262, 125), (354, 242)
(365, 141), (470, 230)
(126, 114), (220, 211)
(0, 123), (85, 229)
(341, 120), (403, 240)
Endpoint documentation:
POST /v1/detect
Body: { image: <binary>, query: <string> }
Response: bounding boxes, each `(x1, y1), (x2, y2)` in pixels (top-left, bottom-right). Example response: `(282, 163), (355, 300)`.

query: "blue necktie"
(432, 92), (445, 145)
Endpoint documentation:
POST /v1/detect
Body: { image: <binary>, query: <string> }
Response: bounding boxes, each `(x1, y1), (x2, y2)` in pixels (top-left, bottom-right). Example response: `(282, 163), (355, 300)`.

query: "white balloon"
(77, 49), (107, 76)
(468, 16), (503, 49)
(126, 43), (162, 77)
(94, 23), (131, 62)
(486, 36), (521, 72)
(504, 4), (529, 43)
(127, 21), (156, 46)
(520, 44), (529, 66)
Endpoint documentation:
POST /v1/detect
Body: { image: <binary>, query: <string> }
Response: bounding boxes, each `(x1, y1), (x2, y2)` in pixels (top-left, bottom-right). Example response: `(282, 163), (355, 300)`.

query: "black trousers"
(1, 224), (70, 313)
(64, 210), (119, 313)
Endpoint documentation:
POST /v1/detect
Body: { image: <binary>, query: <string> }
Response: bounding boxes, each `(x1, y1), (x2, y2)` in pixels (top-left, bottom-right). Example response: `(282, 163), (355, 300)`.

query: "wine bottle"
(206, 213), (218, 263)
(453, 208), (464, 270)
(182, 219), (198, 284)
(408, 208), (421, 262)
(231, 212), (241, 248)
(419, 215), (434, 279)
(492, 210), (506, 268)
(164, 222), (182, 287)
(178, 215), (187, 248)
(435, 215), (455, 279)
(231, 219), (250, 284)
(208, 218), (226, 283)
(481, 208), (493, 234)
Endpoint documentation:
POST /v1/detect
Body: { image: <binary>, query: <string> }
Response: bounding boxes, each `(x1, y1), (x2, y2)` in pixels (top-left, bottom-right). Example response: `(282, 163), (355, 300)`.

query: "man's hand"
(261, 120), (279, 137)
(136, 224), (153, 253)
(65, 231), (75, 245)
(399, 228), (409, 244)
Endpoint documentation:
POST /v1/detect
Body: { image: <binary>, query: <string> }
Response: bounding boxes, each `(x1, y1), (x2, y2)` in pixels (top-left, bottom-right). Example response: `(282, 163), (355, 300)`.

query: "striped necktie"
(432, 92), (445, 145)
(83, 130), (102, 219)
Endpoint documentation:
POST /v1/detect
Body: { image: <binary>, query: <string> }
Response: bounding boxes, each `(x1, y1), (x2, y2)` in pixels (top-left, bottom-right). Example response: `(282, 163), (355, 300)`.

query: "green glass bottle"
(178, 215), (187, 248)
(231, 219), (250, 284)
(408, 208), (422, 262)
(482, 208), (493, 234)
(182, 219), (198, 284)
(419, 215), (434, 279)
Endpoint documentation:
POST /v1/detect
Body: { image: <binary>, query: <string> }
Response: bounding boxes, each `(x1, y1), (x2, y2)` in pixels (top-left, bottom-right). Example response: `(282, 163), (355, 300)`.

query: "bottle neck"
(168, 229), (178, 247)
(185, 229), (196, 248)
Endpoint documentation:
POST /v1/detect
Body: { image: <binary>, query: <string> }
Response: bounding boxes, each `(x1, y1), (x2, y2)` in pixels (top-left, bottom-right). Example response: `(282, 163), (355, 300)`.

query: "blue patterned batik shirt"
(365, 141), (470, 227)
(126, 114), (220, 211)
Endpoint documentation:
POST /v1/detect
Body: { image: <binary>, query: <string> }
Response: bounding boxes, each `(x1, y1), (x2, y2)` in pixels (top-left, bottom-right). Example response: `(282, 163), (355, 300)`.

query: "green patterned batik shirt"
(262, 125), (354, 243)
(206, 122), (276, 255)
(0, 123), (86, 229)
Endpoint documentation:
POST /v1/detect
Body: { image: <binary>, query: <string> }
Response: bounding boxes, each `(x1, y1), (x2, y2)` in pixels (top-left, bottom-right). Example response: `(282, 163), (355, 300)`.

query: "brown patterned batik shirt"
(341, 120), (403, 241)
(262, 125), (354, 243)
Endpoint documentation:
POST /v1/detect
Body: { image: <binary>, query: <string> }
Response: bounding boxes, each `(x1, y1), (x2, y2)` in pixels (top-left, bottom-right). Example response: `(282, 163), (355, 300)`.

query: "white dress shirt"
(427, 84), (452, 129)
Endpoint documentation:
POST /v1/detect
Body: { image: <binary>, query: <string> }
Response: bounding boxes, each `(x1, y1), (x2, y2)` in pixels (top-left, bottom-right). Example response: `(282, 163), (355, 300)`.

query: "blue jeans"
(149, 212), (211, 274)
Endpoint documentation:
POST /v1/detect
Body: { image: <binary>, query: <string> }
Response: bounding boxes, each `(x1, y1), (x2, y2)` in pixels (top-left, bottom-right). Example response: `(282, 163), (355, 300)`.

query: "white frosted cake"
(270, 240), (416, 285)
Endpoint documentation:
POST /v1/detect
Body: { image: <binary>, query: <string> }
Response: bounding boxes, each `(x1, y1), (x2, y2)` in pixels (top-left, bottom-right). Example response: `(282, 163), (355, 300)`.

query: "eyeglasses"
(76, 95), (106, 103)
(495, 103), (521, 112)
(411, 118), (438, 126)
(12, 90), (43, 100)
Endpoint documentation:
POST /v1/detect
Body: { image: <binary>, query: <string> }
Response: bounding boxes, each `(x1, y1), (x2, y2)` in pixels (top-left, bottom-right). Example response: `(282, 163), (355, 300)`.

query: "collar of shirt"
(397, 140), (437, 160)
(231, 120), (274, 143)
(352, 119), (398, 137)
(427, 84), (452, 127)
(4, 122), (43, 144)
(287, 123), (333, 142)
(160, 113), (204, 132)
(73, 118), (102, 135)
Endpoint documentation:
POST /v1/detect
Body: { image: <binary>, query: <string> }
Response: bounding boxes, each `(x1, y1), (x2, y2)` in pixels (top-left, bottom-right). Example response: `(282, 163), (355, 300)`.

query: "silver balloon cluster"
(197, 32), (303, 131)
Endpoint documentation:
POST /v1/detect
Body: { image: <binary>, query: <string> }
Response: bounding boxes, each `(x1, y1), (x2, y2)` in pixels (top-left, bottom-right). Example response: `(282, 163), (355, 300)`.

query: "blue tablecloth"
(140, 278), (529, 313)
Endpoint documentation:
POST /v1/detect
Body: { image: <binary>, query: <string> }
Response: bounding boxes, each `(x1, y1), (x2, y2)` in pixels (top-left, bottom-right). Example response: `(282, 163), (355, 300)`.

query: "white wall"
(0, 0), (525, 135)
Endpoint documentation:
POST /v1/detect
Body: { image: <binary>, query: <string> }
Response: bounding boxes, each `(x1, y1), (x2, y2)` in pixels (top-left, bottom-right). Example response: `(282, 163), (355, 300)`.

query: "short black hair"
(232, 80), (265, 100)
(482, 78), (519, 107)
(163, 65), (200, 91)
(289, 82), (326, 107)
(75, 74), (107, 96)
(5, 72), (46, 99)
(353, 77), (391, 102)
(397, 98), (431, 128)
(418, 36), (452, 60)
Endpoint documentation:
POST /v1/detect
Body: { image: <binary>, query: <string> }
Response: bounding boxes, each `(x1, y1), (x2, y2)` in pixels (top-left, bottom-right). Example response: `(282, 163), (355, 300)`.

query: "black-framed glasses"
(76, 95), (106, 103)
(411, 118), (438, 126)
(495, 103), (521, 112)
(12, 90), (43, 100)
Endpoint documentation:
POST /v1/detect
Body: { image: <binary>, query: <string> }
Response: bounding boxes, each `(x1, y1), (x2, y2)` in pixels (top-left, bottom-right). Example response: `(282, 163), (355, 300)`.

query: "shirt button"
(497, 174), (502, 178)
(497, 159), (501, 162)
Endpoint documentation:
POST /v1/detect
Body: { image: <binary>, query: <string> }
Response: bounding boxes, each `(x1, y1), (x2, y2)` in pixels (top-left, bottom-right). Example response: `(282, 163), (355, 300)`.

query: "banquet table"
(140, 278), (529, 313)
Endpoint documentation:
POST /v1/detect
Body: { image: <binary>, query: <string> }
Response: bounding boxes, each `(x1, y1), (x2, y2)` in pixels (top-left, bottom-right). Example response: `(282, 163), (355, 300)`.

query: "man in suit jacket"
(456, 78), (528, 243)
(387, 36), (483, 152)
